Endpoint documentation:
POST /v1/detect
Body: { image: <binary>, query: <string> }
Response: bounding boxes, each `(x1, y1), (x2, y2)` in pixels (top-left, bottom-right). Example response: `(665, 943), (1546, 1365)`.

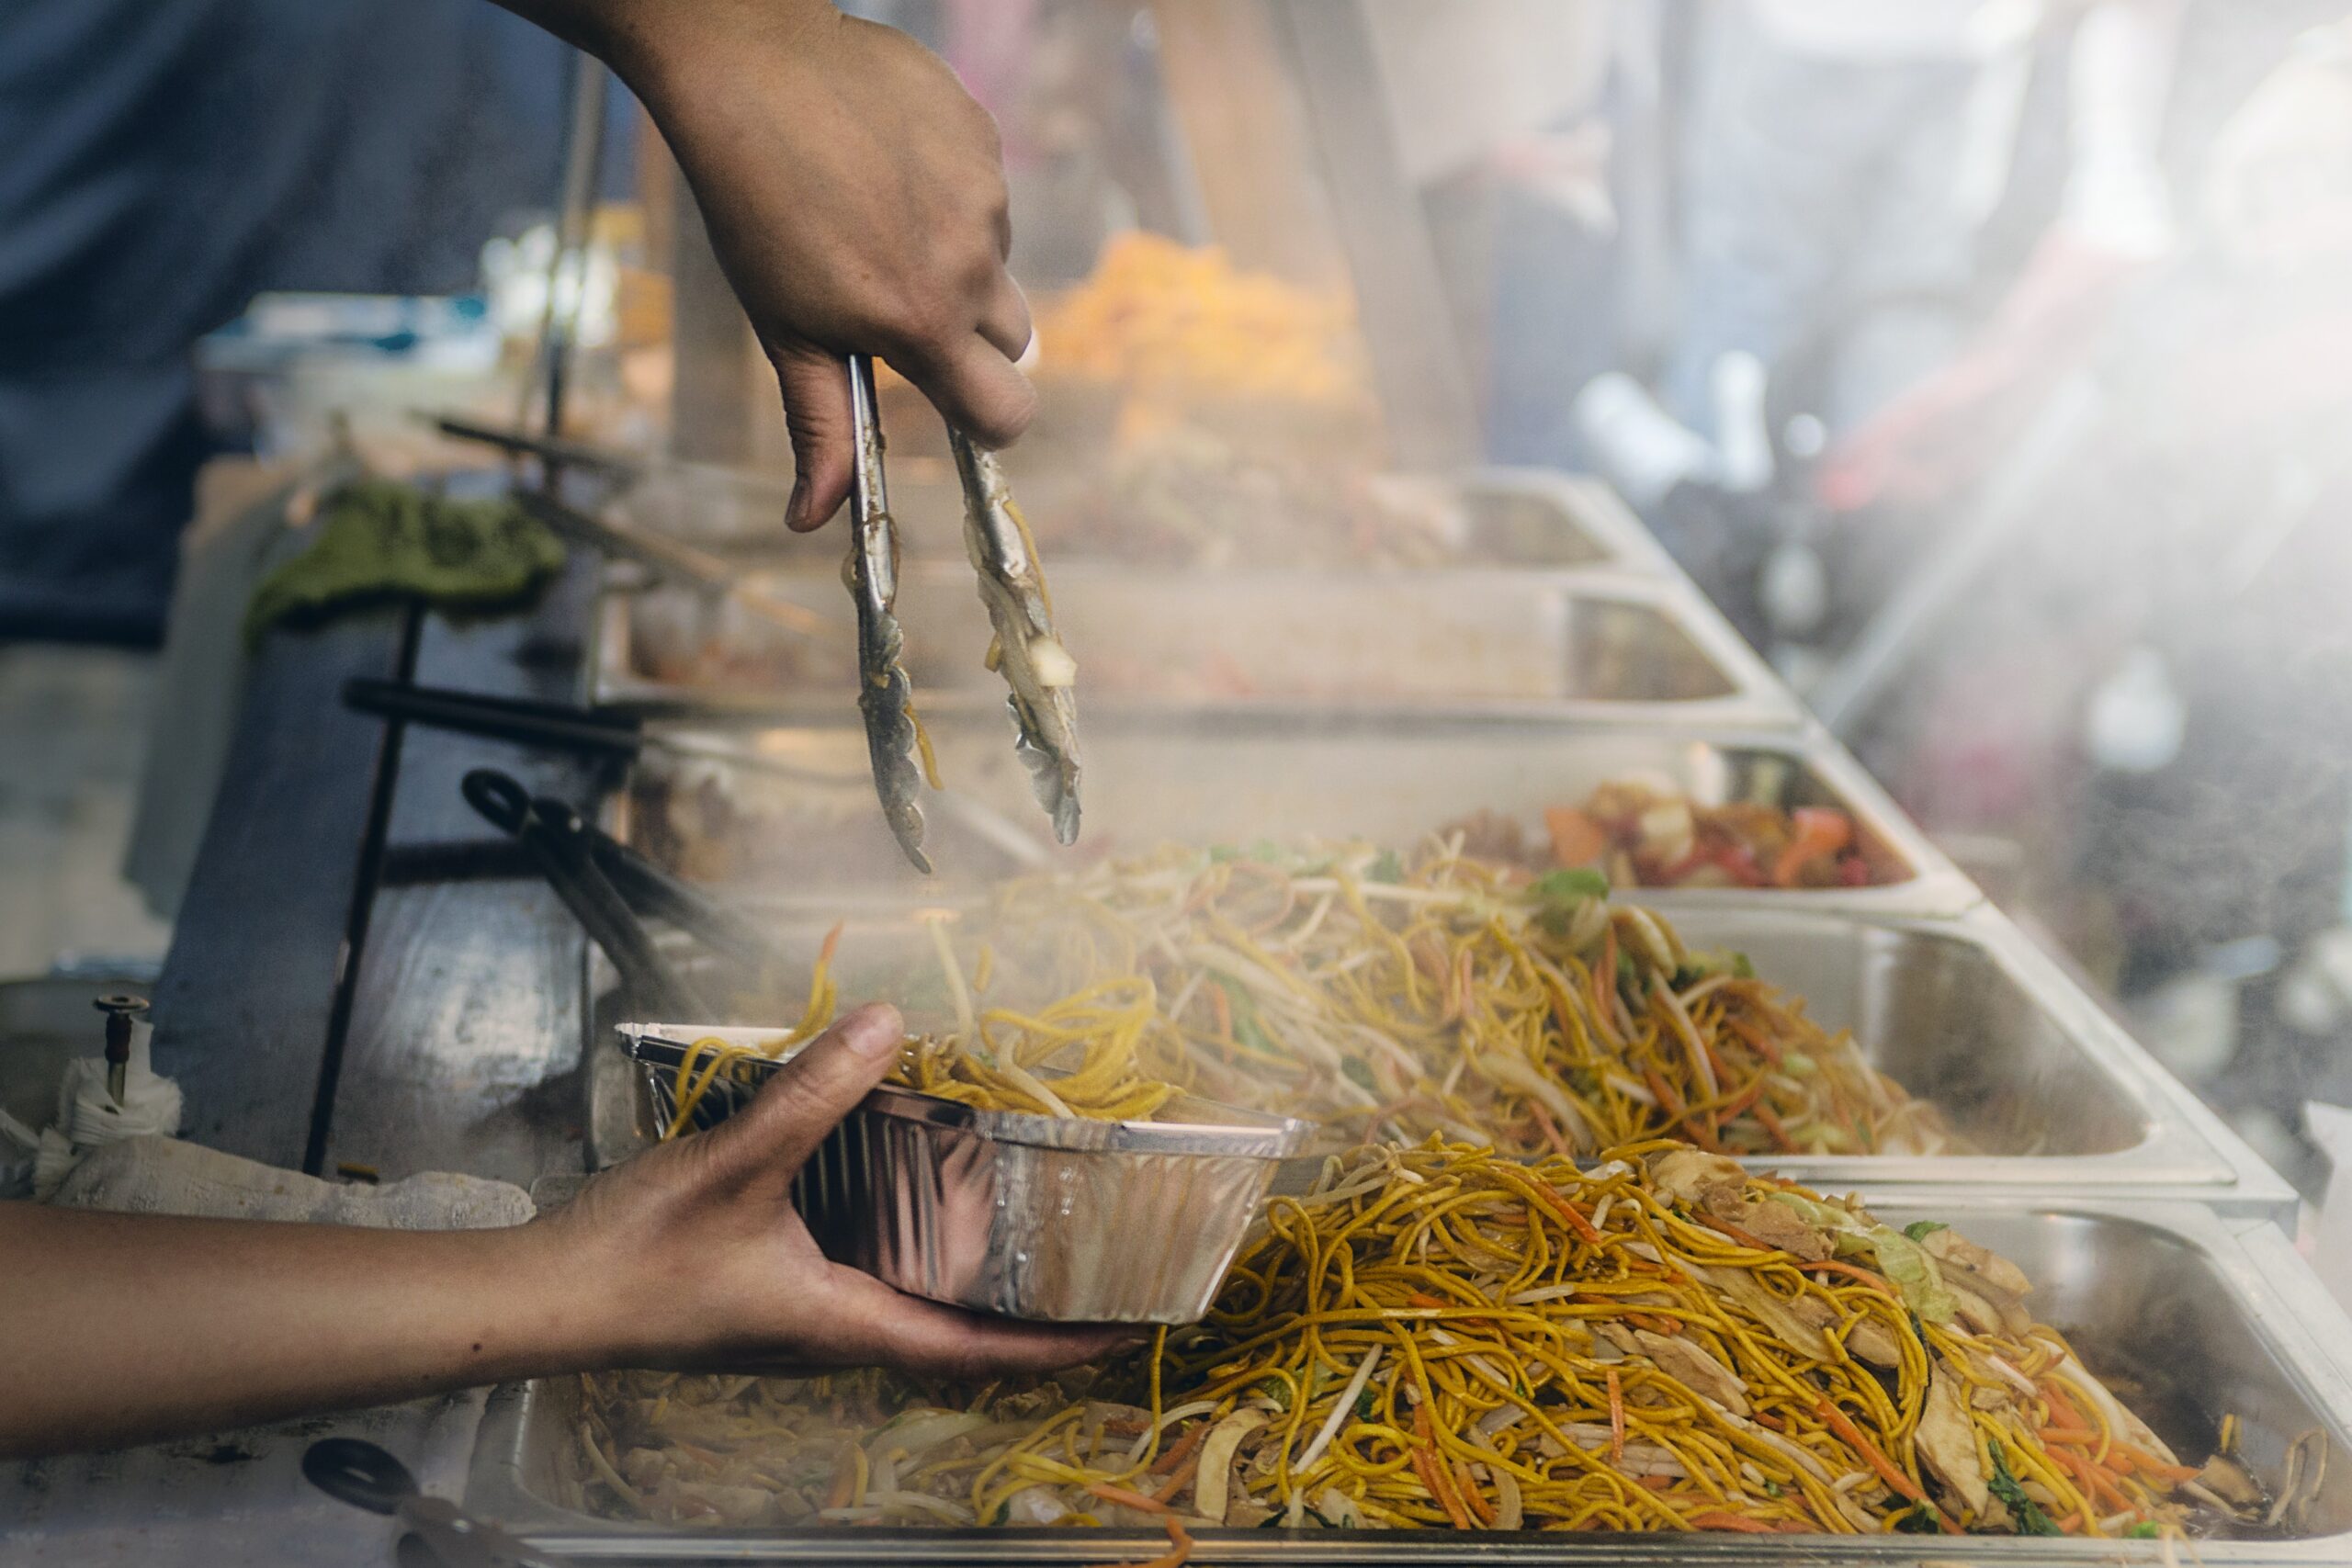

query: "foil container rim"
(619, 1023), (1313, 1158)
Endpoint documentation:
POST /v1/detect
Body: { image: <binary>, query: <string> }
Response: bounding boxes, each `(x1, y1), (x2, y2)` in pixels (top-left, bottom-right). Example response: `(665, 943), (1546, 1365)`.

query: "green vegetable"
(1355, 1385), (1380, 1421)
(1212, 975), (1281, 1055)
(1528, 868), (1609, 935)
(1340, 1057), (1377, 1093)
(243, 479), (565, 648)
(1258, 1377), (1293, 1411)
(1367, 850), (1405, 885)
(1892, 1501), (1942, 1533)
(1530, 866), (1610, 903)
(1904, 1221), (1949, 1242)
(1986, 1439), (2062, 1536)
(1208, 844), (1241, 863)
(2127, 1522), (2162, 1539)
(1672, 949), (1757, 987)
(1763, 1193), (1959, 1323)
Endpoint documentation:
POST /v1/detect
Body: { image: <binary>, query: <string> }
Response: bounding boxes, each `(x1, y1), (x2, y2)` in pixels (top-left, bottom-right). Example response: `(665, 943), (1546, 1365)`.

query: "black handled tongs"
(843, 355), (1081, 874)
(460, 768), (784, 1020)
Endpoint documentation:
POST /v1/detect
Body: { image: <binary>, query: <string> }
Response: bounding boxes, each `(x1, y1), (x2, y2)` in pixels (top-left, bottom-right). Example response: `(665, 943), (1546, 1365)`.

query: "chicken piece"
(1647, 1148), (1748, 1205)
(1916, 1370), (2003, 1526)
(1700, 1187), (1831, 1261)
(1700, 1264), (1834, 1360)
(2198, 1453), (2265, 1510)
(1595, 1320), (1641, 1357)
(1922, 1228), (2032, 1298)
(1843, 1314), (1905, 1370)
(1441, 808), (1527, 865)
(2053, 1349), (2180, 1464)
(1938, 1263), (2033, 1337)
(1634, 1328), (1750, 1416)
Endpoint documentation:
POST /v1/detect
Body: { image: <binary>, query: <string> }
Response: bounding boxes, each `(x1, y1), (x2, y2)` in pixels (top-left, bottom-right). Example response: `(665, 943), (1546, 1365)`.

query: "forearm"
(0, 1204), (620, 1460)
(484, 0), (833, 93)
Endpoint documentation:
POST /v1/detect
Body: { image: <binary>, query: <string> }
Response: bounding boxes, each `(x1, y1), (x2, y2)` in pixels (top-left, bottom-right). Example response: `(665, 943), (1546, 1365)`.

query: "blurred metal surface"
(148, 605), (413, 1170)
(624, 1024), (1308, 1323)
(320, 552), (606, 1188)
(462, 1195), (2352, 1562)
(608, 716), (1979, 914)
(599, 569), (1791, 727)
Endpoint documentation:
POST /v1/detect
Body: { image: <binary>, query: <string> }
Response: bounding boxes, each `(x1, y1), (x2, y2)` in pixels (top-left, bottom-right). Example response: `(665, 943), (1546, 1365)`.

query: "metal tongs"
(844, 355), (1081, 874)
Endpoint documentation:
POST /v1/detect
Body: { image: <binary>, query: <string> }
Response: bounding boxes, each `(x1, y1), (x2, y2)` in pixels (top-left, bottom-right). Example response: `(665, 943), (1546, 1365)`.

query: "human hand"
(549, 1003), (1129, 1379)
(1818, 231), (2139, 512)
(608, 1), (1034, 530)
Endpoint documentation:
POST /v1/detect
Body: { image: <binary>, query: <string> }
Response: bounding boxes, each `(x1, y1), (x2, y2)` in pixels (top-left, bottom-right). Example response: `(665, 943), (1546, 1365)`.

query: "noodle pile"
(572, 1141), (2217, 1540)
(653, 835), (1953, 1156)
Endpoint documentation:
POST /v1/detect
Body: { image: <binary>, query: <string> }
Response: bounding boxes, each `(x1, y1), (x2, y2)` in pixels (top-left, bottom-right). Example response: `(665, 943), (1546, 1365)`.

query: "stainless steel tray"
(621, 1023), (1308, 1323)
(580, 902), (2289, 1217)
(604, 460), (1672, 573)
(462, 1197), (2352, 1562)
(594, 568), (1792, 726)
(612, 717), (1980, 917)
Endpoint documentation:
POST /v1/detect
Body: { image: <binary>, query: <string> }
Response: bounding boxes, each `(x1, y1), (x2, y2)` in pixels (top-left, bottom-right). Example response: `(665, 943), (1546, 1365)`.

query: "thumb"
(774, 344), (856, 532)
(701, 1004), (904, 1185)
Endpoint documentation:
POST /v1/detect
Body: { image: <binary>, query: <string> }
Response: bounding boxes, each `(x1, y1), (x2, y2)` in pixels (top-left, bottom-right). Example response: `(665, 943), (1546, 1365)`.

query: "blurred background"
(5, 0), (2350, 1187)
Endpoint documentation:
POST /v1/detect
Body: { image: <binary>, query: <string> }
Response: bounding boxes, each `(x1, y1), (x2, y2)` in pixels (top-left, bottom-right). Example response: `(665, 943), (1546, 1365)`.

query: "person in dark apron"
(0, 0), (1036, 645)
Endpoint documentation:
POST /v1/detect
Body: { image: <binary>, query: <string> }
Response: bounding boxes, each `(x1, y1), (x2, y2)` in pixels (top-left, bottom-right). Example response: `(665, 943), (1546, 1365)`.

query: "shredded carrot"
(822, 1447), (856, 1510)
(2054, 1447), (2134, 1514)
(1700, 1214), (1781, 1254)
(1537, 1186), (1607, 1247)
(1595, 926), (1619, 1022)
(2109, 1442), (2199, 1483)
(1411, 1445), (1473, 1529)
(1544, 806), (1609, 867)
(2040, 1381), (2088, 1432)
(1207, 984), (1233, 1044)
(1081, 1515), (1193, 1568)
(1525, 1100), (1574, 1158)
(1149, 1452), (1202, 1506)
(1803, 1258), (1900, 1298)
(1815, 1397), (1955, 1532)
(1148, 1421), (1209, 1477)
(1716, 1078), (1767, 1122)
(1752, 1100), (1793, 1150)
(2036, 1426), (2100, 1446)
(1723, 1010), (1783, 1066)
(1087, 1483), (1171, 1515)
(1606, 1371), (1626, 1465)
(1688, 1510), (1780, 1533)
(1454, 1458), (1496, 1525)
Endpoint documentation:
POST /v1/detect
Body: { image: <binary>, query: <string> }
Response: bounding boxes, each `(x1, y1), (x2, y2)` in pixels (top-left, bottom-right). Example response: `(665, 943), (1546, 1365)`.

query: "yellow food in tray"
(654, 837), (1958, 1157)
(570, 1143), (2255, 1541)
(1033, 232), (1372, 415)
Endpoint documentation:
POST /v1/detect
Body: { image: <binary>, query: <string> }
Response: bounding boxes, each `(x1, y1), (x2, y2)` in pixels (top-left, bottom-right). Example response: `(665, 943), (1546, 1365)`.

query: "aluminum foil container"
(620, 1024), (1309, 1324)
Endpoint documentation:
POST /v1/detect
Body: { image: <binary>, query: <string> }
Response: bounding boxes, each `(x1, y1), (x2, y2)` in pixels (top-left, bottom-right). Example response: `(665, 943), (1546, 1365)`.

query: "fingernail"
(786, 476), (808, 531)
(842, 1003), (903, 1056)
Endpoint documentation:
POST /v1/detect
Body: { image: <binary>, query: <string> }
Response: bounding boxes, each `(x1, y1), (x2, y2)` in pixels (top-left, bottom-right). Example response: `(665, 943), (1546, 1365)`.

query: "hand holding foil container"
(620, 1024), (1308, 1324)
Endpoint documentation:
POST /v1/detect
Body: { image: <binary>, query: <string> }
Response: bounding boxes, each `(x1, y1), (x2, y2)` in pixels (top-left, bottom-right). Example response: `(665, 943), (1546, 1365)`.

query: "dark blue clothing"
(0, 0), (592, 643)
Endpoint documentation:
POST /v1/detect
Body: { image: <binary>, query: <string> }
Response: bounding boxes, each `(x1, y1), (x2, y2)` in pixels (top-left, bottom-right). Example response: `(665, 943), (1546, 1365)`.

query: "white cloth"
(28, 1020), (183, 1199)
(51, 1135), (535, 1228)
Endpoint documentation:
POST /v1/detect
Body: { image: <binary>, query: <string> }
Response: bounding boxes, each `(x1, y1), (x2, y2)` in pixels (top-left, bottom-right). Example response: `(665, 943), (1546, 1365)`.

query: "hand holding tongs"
(844, 355), (1081, 874)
